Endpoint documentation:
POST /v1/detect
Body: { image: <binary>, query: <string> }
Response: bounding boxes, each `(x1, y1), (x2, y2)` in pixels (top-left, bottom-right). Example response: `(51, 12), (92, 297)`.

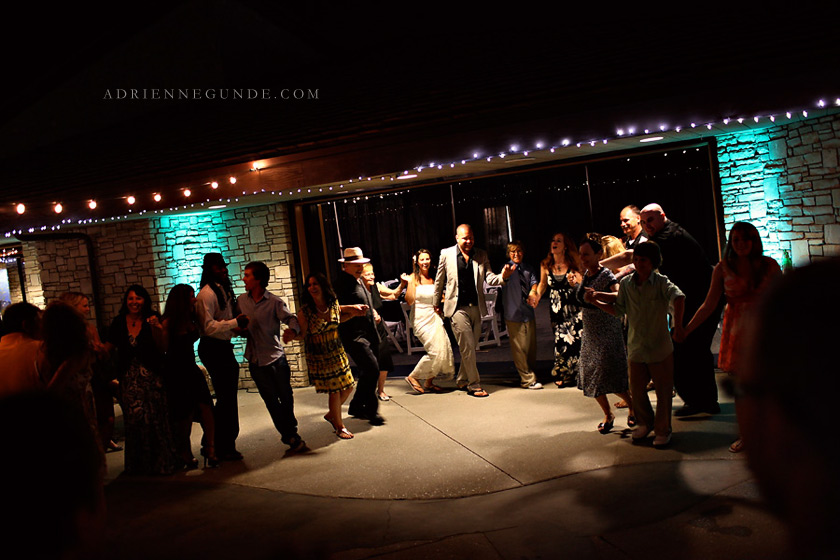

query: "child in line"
(584, 241), (684, 448)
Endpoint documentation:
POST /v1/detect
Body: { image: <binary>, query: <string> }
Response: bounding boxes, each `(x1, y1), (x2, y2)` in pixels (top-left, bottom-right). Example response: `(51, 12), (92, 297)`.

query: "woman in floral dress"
(107, 284), (181, 474)
(295, 272), (367, 440)
(575, 235), (633, 433)
(535, 232), (583, 388)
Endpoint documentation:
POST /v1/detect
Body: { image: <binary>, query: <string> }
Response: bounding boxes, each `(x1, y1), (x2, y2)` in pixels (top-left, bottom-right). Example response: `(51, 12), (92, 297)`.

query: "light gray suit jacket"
(433, 245), (504, 318)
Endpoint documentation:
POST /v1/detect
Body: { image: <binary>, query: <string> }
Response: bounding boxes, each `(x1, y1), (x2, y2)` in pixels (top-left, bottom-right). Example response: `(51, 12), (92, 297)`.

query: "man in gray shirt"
(237, 261), (305, 452)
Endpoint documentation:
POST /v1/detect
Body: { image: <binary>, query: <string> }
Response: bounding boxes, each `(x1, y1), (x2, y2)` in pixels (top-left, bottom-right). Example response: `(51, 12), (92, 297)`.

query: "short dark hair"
(633, 241), (662, 269)
(245, 262), (270, 289)
(2, 302), (41, 337)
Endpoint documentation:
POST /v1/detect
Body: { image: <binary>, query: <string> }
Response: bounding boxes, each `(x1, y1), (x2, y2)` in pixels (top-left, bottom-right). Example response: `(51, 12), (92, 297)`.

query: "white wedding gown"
(408, 284), (455, 380)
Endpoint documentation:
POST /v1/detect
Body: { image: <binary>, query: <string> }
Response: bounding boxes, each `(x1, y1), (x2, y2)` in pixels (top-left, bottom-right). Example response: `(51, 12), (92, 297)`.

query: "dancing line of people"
(0, 202), (785, 482)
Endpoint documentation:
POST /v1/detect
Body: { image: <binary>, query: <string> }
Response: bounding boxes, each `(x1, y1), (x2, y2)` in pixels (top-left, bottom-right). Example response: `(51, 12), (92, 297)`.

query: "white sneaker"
(526, 382), (543, 390)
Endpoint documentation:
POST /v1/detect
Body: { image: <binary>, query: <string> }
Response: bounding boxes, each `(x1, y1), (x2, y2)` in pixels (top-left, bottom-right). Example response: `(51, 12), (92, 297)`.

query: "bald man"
(638, 204), (722, 416)
(434, 224), (512, 397)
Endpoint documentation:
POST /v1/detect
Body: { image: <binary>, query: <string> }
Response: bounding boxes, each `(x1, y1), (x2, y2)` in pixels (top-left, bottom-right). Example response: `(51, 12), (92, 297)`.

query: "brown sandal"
(405, 377), (424, 394)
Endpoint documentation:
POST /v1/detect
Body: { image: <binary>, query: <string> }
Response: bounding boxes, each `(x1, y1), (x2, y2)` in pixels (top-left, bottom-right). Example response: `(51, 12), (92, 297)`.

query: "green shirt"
(615, 271), (684, 363)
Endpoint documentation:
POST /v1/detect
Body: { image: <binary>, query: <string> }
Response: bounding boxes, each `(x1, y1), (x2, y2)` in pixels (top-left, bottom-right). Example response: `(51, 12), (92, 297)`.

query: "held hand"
(236, 314), (249, 329)
(147, 316), (160, 328)
(349, 304), (369, 317)
(583, 287), (596, 303)
(282, 329), (297, 344)
(672, 326), (686, 343)
(527, 293), (539, 308)
(373, 309), (382, 324)
(566, 271), (580, 287)
(400, 272), (412, 284)
(502, 263), (515, 280)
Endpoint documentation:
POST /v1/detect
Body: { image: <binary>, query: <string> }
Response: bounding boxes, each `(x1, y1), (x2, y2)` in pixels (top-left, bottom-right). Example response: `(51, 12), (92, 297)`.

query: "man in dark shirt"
(335, 247), (384, 425)
(639, 204), (722, 416)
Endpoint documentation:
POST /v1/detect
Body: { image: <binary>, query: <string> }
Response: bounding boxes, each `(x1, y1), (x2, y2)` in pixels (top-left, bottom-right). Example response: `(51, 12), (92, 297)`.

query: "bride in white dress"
(402, 249), (454, 393)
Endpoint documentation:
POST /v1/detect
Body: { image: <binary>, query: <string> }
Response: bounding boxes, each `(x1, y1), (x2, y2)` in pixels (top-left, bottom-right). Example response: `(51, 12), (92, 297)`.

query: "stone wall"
(1, 258), (24, 310)
(717, 112), (840, 265)
(19, 202), (308, 387)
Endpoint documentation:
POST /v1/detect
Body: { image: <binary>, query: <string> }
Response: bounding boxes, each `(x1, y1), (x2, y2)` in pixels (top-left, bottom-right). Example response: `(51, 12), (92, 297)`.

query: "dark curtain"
(299, 141), (719, 287)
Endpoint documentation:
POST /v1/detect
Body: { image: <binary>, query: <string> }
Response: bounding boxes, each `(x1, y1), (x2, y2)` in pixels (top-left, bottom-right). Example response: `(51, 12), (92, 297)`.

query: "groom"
(434, 224), (512, 397)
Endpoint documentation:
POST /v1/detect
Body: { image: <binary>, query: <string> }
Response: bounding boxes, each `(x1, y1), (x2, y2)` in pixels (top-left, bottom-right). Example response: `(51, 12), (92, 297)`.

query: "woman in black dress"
(107, 285), (180, 475)
(161, 284), (218, 468)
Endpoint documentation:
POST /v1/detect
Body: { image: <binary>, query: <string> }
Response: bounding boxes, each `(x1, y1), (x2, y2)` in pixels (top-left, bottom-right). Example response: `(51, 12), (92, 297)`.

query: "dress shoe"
(674, 403), (720, 417)
(367, 414), (386, 426)
(219, 450), (244, 461)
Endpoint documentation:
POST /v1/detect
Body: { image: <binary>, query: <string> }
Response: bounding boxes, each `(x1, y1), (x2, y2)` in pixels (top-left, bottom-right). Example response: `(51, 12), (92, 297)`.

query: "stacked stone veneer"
(20, 203), (308, 388)
(2, 258), (25, 309)
(717, 112), (840, 265)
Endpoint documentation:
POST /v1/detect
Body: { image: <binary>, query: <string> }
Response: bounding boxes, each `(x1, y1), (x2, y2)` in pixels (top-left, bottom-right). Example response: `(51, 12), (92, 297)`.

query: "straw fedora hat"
(338, 247), (371, 263)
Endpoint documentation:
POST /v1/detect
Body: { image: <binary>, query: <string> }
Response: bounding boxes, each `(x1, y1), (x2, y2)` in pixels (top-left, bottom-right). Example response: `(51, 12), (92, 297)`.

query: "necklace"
(315, 302), (329, 314)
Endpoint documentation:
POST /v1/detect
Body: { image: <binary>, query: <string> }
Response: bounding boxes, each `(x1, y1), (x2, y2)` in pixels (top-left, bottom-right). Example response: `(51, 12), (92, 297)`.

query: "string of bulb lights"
(5, 98), (839, 239)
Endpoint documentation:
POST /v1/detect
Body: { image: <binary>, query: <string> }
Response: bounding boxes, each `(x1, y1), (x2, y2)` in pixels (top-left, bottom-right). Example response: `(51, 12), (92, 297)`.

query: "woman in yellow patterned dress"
(295, 272), (368, 440)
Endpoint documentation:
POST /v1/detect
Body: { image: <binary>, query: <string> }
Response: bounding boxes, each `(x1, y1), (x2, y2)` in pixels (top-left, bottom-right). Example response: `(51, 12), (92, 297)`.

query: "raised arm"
(377, 278), (407, 300)
(599, 249), (633, 271)
(403, 273), (418, 306)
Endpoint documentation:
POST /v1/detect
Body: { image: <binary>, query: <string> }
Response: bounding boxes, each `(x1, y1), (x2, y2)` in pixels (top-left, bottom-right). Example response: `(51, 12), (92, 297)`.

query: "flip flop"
(424, 383), (444, 393)
(405, 378), (425, 394)
(335, 427), (354, 440)
(467, 388), (489, 398)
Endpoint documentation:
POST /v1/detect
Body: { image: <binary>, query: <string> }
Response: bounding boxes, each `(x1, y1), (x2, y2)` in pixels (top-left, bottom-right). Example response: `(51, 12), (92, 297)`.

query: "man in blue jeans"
(237, 261), (305, 452)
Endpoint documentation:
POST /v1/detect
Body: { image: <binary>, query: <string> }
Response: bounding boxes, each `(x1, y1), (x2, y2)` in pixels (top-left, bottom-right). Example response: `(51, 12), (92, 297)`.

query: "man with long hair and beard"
(196, 252), (249, 461)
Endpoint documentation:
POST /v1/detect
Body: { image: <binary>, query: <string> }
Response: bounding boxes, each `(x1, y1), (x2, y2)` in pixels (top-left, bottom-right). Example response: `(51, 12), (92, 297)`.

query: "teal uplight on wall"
(716, 128), (784, 264)
(155, 213), (225, 288)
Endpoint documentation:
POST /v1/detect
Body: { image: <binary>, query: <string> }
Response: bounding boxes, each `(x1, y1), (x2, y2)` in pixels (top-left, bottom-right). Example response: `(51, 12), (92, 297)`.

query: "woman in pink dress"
(682, 221), (781, 452)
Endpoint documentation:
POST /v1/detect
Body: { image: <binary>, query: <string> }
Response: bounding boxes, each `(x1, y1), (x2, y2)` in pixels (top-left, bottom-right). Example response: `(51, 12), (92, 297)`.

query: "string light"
(4, 97), (836, 236)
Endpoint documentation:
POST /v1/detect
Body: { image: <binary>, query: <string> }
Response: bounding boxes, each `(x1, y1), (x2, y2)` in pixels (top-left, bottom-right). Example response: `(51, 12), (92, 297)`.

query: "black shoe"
(287, 435), (307, 453)
(218, 450), (244, 461)
(348, 408), (366, 419)
(674, 403), (720, 417)
(367, 414), (386, 426)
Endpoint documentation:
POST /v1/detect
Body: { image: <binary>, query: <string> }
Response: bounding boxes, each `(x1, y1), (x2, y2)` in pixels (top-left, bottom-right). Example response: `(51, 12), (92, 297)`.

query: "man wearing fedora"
(196, 252), (249, 461)
(335, 247), (384, 425)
